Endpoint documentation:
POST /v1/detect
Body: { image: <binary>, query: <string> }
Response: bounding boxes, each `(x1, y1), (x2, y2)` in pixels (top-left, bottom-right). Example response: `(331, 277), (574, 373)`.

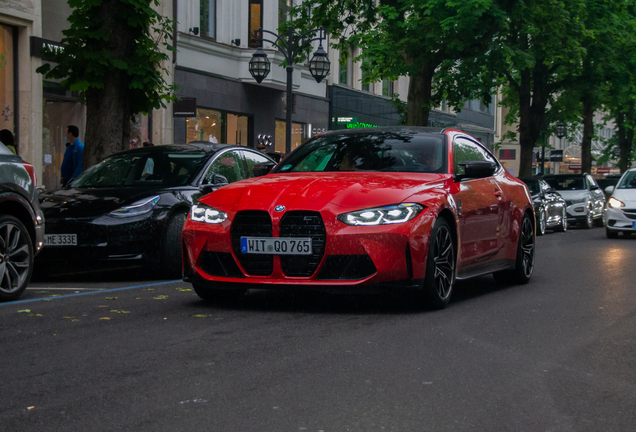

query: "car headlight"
(608, 197), (625, 209)
(108, 196), (160, 217)
(337, 203), (425, 226)
(191, 202), (227, 224)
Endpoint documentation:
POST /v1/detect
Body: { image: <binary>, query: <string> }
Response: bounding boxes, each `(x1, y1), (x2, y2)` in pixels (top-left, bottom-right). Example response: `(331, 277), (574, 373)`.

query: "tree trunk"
(82, 0), (138, 170)
(581, 94), (594, 175)
(406, 66), (435, 126)
(517, 62), (548, 178)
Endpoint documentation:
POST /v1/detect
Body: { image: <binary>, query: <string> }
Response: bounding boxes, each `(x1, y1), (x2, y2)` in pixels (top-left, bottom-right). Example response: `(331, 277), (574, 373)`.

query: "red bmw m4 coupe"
(182, 127), (535, 309)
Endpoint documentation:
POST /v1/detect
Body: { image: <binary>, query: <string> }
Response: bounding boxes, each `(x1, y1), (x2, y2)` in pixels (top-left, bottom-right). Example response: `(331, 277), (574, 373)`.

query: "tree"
(291, 0), (507, 126)
(37, 0), (177, 168)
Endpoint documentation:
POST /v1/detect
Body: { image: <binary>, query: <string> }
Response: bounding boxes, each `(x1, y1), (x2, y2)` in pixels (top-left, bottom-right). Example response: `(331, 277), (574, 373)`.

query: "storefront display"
(186, 108), (249, 146)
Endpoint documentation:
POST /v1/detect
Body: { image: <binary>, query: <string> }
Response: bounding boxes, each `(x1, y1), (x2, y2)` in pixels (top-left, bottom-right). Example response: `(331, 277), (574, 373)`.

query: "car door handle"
(494, 189), (502, 198)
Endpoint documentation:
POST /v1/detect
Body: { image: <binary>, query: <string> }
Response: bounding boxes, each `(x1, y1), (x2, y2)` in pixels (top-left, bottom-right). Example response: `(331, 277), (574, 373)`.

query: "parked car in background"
(519, 177), (567, 235)
(0, 142), (45, 301)
(596, 174), (622, 200)
(182, 127), (536, 309)
(603, 168), (636, 238)
(542, 174), (606, 229)
(37, 143), (275, 277)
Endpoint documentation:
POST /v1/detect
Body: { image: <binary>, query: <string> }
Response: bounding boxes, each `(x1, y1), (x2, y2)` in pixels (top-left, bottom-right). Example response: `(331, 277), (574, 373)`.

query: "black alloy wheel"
(161, 212), (187, 279)
(494, 213), (535, 285)
(0, 215), (34, 301)
(420, 218), (455, 310)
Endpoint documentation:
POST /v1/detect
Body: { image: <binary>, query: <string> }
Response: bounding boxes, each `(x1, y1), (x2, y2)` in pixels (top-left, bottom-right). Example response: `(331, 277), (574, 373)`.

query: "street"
(1, 226), (635, 431)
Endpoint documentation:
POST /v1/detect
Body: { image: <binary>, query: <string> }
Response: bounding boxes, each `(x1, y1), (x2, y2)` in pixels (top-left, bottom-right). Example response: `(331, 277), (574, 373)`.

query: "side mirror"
(199, 174), (229, 195)
(605, 185), (615, 195)
(253, 162), (276, 177)
(590, 185), (600, 191)
(455, 161), (497, 182)
(546, 187), (556, 194)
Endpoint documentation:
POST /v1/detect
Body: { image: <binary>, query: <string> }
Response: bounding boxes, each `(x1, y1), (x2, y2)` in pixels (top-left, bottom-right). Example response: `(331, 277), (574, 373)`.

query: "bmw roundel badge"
(275, 205), (285, 212)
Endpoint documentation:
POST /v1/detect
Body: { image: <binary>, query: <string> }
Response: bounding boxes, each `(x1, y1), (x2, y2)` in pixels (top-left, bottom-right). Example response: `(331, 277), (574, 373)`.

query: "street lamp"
(249, 26), (330, 153)
(556, 121), (566, 140)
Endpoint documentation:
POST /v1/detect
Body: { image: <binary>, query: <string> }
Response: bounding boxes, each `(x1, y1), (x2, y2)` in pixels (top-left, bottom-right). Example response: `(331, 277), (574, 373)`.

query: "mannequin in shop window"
(0, 129), (17, 155)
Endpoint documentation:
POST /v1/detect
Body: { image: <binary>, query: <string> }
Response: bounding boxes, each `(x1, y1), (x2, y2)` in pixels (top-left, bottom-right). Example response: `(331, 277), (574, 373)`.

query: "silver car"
(0, 142), (45, 301)
(543, 174), (606, 229)
(604, 168), (636, 238)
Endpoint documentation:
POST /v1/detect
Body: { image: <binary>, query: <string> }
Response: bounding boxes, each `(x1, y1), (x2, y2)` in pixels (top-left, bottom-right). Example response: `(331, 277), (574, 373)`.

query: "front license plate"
(44, 234), (77, 246)
(240, 237), (312, 255)
(633, 221), (636, 228)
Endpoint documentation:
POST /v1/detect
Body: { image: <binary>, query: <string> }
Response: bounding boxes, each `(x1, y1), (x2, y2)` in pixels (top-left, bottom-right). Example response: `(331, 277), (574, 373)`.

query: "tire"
(537, 209), (546, 236)
(582, 209), (593, 229)
(594, 213), (605, 227)
(606, 227), (618, 239)
(419, 218), (455, 310)
(554, 208), (568, 233)
(493, 213), (535, 285)
(193, 283), (245, 303)
(161, 212), (187, 279)
(0, 215), (34, 302)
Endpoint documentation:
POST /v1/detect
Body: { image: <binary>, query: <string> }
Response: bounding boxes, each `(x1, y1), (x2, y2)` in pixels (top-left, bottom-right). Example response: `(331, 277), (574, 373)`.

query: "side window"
(453, 137), (496, 175)
(240, 150), (272, 179)
(203, 151), (243, 184)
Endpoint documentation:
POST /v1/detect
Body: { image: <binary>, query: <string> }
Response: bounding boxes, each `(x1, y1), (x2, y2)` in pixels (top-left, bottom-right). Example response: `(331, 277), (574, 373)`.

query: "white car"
(604, 168), (636, 238)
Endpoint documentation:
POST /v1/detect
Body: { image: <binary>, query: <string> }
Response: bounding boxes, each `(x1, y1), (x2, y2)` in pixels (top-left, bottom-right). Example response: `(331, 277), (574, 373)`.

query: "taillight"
(22, 162), (37, 187)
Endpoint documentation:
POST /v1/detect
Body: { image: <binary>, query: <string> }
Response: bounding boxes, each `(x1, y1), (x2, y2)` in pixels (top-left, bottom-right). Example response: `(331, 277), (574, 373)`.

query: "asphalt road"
(1, 226), (635, 431)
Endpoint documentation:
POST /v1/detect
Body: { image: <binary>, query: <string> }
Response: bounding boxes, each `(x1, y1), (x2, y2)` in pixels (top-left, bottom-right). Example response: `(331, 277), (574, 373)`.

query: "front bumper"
(604, 207), (636, 232)
(182, 207), (435, 290)
(36, 212), (167, 265)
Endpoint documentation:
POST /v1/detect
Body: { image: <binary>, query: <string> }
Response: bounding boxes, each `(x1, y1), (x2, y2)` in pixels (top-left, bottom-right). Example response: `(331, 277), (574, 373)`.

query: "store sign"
(336, 116), (379, 129)
(569, 164), (582, 170)
(550, 150), (563, 162)
(499, 149), (516, 160)
(173, 98), (197, 117)
(30, 36), (66, 58)
(597, 168), (611, 174)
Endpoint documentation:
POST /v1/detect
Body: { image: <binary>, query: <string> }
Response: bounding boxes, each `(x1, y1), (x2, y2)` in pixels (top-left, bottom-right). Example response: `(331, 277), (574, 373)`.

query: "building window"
(361, 70), (370, 92)
(278, 0), (292, 27)
(249, 0), (263, 48)
(200, 0), (216, 39)
(0, 24), (15, 133)
(382, 79), (393, 97)
(275, 120), (307, 154)
(339, 50), (351, 86)
(186, 108), (249, 146)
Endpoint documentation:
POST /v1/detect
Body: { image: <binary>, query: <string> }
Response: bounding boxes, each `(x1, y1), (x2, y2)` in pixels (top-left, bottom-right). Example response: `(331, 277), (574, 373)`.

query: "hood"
(39, 187), (166, 219)
(555, 190), (589, 201)
(611, 189), (636, 207)
(202, 172), (449, 211)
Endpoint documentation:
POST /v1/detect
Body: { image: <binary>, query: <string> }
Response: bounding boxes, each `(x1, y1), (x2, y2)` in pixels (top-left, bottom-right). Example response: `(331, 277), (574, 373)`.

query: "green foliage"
(36, 0), (177, 114)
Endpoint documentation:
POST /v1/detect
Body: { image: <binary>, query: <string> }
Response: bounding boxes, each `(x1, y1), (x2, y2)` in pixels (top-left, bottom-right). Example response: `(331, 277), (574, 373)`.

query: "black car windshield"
(271, 132), (446, 174)
(544, 176), (585, 191)
(72, 150), (208, 187)
(520, 179), (540, 195)
(618, 171), (636, 189)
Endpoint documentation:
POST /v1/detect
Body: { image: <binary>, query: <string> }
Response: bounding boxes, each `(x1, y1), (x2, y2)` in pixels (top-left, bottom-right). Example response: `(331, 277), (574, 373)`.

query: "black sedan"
(519, 177), (567, 235)
(37, 143), (275, 277)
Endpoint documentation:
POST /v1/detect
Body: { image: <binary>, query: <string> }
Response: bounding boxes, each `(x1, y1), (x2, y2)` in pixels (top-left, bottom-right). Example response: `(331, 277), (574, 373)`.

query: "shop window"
(200, 0), (216, 39)
(278, 0), (292, 27)
(275, 120), (307, 154)
(249, 0), (263, 48)
(186, 108), (249, 145)
(0, 24), (15, 133)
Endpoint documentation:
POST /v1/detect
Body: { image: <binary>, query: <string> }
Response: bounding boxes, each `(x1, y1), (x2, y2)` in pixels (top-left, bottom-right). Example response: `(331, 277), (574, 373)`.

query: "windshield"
(72, 151), (208, 187)
(521, 179), (540, 195)
(272, 132), (446, 174)
(544, 176), (585, 191)
(617, 171), (636, 189)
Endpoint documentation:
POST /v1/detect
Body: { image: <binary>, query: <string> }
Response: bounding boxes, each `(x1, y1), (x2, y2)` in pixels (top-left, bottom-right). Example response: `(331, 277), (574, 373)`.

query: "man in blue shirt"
(61, 125), (84, 187)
